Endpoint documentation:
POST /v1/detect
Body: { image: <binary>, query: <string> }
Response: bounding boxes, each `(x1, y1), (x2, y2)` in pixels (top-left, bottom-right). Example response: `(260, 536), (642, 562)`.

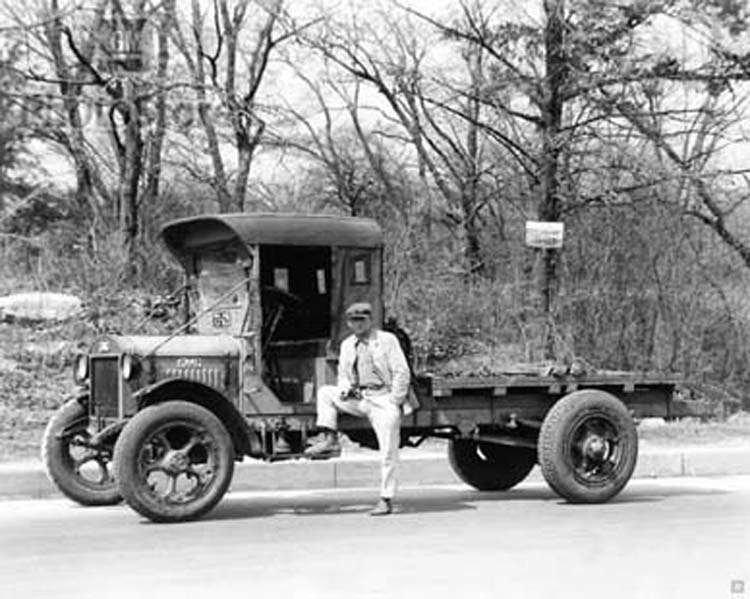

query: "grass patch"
(0, 321), (77, 463)
(639, 413), (750, 447)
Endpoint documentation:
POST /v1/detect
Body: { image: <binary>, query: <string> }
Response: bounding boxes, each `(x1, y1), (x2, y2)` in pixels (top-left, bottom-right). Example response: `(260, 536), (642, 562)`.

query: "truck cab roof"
(160, 213), (383, 261)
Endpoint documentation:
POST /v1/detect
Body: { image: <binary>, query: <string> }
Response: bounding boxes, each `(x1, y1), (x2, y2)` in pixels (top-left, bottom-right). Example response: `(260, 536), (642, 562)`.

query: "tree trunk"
(539, 0), (566, 358)
(141, 13), (169, 214)
(463, 46), (484, 276)
(233, 122), (264, 212)
(119, 78), (142, 271)
(234, 146), (251, 212)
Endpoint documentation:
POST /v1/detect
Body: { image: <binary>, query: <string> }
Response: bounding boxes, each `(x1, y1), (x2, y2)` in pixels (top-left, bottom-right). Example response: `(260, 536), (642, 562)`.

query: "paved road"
(1, 476), (749, 599)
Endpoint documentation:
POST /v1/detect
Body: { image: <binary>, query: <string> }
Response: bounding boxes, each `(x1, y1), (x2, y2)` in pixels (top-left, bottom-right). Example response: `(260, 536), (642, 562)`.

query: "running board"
(264, 451), (341, 463)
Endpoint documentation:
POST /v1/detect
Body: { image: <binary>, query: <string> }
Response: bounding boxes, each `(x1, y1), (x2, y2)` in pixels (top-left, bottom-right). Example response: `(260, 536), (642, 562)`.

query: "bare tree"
(272, 58), (415, 219)
(400, 0), (750, 355)
(609, 88), (750, 267)
(168, 0), (310, 212)
(6, 0), (171, 270)
(306, 8), (505, 275)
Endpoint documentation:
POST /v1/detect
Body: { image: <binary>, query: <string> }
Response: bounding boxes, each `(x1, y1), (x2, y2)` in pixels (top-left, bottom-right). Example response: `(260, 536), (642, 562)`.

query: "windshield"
(195, 251), (253, 335)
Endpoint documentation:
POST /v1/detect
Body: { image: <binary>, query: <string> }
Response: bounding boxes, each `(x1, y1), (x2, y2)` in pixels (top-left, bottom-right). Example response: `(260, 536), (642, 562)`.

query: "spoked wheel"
(448, 439), (536, 491)
(42, 398), (121, 506)
(114, 401), (234, 523)
(538, 390), (638, 503)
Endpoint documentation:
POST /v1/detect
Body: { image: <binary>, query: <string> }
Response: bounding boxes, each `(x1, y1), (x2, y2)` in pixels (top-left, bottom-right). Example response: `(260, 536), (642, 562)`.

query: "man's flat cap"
(345, 302), (373, 318)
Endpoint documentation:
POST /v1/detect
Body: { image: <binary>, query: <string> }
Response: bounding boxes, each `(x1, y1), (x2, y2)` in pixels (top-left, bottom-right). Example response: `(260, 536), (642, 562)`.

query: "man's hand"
(340, 387), (362, 401)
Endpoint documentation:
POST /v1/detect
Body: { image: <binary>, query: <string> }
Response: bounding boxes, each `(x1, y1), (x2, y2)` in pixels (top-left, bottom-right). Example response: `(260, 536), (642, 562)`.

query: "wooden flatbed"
(396, 369), (696, 431)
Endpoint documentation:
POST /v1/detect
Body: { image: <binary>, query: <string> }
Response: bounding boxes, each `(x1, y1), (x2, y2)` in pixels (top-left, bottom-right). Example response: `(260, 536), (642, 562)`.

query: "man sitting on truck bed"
(305, 302), (413, 516)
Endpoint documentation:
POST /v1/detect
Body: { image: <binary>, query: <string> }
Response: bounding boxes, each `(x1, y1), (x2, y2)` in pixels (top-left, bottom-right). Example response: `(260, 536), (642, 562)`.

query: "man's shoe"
(304, 434), (341, 458)
(370, 498), (392, 516)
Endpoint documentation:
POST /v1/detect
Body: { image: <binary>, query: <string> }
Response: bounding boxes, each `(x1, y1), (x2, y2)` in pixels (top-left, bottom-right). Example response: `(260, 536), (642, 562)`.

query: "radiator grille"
(90, 356), (120, 418)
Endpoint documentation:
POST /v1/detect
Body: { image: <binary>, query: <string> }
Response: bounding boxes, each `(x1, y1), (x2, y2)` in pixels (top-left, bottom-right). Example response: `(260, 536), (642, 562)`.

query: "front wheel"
(114, 401), (234, 523)
(42, 398), (121, 506)
(448, 439), (536, 491)
(538, 390), (638, 503)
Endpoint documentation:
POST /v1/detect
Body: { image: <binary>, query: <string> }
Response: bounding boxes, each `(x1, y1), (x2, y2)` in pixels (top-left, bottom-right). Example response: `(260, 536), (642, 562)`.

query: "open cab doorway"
(259, 244), (332, 404)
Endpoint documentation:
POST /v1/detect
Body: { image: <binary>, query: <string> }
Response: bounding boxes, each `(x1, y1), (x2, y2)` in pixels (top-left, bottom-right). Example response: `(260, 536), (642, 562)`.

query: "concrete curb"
(1, 446), (749, 500)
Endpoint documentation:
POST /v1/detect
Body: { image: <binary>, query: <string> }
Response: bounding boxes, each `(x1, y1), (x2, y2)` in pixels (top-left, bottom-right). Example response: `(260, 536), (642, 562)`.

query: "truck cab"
(160, 213), (385, 412)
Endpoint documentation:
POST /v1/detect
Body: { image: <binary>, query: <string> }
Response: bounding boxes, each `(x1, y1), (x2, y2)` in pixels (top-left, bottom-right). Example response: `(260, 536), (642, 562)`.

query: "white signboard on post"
(525, 221), (564, 249)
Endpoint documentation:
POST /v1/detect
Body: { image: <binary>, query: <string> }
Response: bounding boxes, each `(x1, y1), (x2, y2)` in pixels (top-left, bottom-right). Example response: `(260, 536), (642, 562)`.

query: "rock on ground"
(0, 293), (82, 322)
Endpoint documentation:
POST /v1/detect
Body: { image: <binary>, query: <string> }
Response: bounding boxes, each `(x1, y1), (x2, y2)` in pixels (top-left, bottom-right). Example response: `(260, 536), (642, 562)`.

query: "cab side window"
(351, 255), (370, 285)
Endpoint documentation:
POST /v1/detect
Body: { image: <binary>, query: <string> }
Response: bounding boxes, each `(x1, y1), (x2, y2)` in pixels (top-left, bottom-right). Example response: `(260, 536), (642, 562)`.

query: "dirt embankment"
(0, 322), (77, 462)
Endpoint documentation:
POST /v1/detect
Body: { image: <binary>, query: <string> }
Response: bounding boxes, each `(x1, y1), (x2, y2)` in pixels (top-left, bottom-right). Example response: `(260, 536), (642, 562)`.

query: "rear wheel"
(42, 398), (121, 506)
(448, 439), (536, 491)
(114, 401), (234, 523)
(538, 390), (638, 503)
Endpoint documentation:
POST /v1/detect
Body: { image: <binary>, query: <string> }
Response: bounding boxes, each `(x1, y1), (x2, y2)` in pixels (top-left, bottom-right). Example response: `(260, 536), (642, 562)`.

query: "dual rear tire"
(538, 390), (638, 503)
(447, 390), (638, 503)
(448, 440), (536, 491)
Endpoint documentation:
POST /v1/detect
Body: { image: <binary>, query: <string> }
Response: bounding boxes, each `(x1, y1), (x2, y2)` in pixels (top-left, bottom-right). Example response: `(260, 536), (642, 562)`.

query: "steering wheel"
(261, 286), (302, 396)
(261, 286), (301, 347)
(261, 285), (301, 307)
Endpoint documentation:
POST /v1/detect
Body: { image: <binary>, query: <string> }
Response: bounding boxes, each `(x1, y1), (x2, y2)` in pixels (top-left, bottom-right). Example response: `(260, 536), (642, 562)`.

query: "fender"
(133, 378), (261, 457)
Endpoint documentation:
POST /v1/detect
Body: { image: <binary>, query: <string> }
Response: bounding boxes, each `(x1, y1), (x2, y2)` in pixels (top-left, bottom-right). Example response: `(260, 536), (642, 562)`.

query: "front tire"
(538, 390), (638, 503)
(114, 401), (234, 523)
(42, 398), (121, 506)
(448, 439), (536, 491)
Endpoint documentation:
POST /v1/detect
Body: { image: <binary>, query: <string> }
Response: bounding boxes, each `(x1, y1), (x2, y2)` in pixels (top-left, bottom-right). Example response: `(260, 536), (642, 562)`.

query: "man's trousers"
(315, 385), (401, 499)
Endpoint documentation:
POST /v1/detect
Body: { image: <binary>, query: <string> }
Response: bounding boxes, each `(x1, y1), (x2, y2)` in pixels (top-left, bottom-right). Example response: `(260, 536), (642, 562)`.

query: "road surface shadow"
(209, 490), (481, 520)
(207, 486), (558, 521)
(608, 480), (730, 504)
(202, 479), (729, 522)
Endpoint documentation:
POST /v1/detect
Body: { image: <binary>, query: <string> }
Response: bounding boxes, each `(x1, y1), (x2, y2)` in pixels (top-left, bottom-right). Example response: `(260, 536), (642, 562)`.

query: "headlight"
(73, 354), (88, 383)
(121, 353), (139, 380)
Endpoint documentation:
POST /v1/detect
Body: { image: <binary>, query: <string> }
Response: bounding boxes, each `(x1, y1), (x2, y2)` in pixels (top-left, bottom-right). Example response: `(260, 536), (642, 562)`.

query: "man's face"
(347, 315), (373, 337)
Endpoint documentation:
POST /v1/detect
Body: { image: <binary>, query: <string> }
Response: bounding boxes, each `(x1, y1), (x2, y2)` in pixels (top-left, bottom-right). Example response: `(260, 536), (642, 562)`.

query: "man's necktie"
(352, 340), (361, 388)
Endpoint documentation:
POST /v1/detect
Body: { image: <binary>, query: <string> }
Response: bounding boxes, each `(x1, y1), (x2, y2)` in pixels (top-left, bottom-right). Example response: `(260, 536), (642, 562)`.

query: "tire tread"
(538, 390), (638, 504)
(42, 399), (121, 506)
(114, 401), (234, 523)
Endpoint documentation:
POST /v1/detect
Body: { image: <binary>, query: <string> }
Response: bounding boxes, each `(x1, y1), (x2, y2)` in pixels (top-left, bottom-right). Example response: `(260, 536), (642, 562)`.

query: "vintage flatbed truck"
(42, 213), (701, 522)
